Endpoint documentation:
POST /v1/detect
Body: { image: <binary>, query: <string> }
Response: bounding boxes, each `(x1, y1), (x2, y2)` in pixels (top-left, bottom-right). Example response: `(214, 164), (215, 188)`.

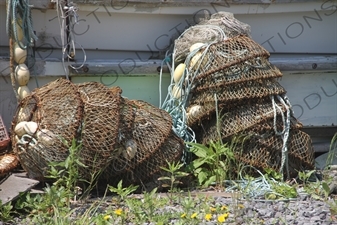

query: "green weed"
(187, 140), (235, 188)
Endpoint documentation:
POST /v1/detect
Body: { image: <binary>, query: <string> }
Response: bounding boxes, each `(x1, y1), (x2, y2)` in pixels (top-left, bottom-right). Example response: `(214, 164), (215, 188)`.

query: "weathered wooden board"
(0, 172), (39, 205)
(1, 2), (336, 54)
(0, 0), (324, 9)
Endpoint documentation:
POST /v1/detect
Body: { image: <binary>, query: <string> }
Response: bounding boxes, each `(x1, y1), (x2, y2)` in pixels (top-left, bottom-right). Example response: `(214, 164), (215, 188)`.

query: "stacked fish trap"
(168, 12), (314, 177)
(11, 78), (184, 184)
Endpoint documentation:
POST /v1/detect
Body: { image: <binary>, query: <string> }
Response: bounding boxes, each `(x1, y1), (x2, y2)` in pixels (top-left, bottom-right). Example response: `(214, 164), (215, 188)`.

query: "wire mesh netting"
(11, 78), (185, 184)
(162, 11), (315, 177)
(12, 79), (82, 180)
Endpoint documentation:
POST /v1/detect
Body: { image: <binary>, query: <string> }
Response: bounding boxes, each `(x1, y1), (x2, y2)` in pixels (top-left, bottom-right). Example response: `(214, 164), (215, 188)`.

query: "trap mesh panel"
(193, 97), (292, 144)
(188, 35), (270, 76)
(195, 110), (314, 177)
(11, 79), (82, 180)
(190, 78), (286, 105)
(106, 131), (184, 187)
(188, 97), (287, 134)
(174, 12), (251, 63)
(77, 83), (122, 179)
(194, 57), (282, 92)
(102, 99), (175, 179)
(231, 122), (314, 177)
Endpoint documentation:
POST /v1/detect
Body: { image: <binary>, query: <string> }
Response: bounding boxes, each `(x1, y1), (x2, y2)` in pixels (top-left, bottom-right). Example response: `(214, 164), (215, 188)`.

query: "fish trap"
(11, 78), (184, 185)
(164, 11), (315, 177)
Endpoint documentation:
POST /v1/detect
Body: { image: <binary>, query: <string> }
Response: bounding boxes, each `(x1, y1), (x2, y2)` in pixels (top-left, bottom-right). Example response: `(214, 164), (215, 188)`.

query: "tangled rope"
(271, 94), (292, 179)
(6, 0), (38, 48)
(6, 0), (38, 102)
(55, 0), (86, 79)
(225, 166), (297, 200)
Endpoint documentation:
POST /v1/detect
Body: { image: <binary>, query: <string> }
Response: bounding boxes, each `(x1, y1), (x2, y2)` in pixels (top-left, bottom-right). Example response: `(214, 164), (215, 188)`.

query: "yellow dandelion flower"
(217, 213), (229, 223)
(210, 207), (216, 212)
(181, 213), (186, 218)
(103, 215), (111, 220)
(205, 213), (212, 221)
(238, 204), (245, 209)
(191, 212), (198, 219)
(114, 208), (123, 216)
(221, 205), (228, 211)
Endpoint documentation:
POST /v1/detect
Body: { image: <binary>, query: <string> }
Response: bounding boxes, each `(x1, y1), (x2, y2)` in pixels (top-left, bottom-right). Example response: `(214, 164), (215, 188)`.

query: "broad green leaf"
(190, 158), (206, 169)
(191, 148), (208, 158)
(204, 175), (216, 187)
(117, 180), (123, 189)
(197, 170), (209, 185)
(322, 182), (331, 196)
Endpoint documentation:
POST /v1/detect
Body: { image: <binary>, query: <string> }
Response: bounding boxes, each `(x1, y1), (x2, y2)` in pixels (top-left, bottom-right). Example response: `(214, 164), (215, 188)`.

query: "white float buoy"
(36, 129), (55, 146)
(18, 86), (31, 100)
(24, 121), (38, 135)
(14, 42), (27, 64)
(14, 121), (28, 137)
(15, 64), (30, 86)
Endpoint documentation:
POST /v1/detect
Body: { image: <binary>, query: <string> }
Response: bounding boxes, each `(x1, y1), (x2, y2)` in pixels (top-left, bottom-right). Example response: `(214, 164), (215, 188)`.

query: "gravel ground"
(3, 170), (337, 225)
(74, 191), (337, 224)
(1, 189), (336, 225)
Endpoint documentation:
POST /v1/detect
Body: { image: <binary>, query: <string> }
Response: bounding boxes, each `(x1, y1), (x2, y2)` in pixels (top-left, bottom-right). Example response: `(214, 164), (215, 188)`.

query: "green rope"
(6, 0), (38, 49)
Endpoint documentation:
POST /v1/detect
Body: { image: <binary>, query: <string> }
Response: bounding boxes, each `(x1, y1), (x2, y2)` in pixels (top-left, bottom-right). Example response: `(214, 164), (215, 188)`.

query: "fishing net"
(77, 82), (122, 179)
(102, 99), (173, 177)
(11, 78), (184, 184)
(162, 11), (315, 177)
(12, 79), (82, 180)
(174, 12), (251, 64)
(105, 131), (184, 187)
(230, 120), (314, 178)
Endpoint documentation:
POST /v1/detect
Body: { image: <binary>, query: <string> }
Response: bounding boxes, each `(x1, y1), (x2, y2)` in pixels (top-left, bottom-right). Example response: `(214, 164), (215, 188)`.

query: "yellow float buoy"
(189, 42), (205, 52)
(172, 85), (184, 99)
(189, 52), (202, 69)
(173, 63), (186, 83)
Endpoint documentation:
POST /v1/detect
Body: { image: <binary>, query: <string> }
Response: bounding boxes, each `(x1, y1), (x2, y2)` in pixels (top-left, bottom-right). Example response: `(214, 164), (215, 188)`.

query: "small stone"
(310, 215), (322, 222)
(319, 212), (327, 220)
(274, 211), (282, 218)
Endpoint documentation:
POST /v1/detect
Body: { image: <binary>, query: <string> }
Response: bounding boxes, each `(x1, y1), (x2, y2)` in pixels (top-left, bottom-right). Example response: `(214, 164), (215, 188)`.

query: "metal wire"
(56, 0), (86, 79)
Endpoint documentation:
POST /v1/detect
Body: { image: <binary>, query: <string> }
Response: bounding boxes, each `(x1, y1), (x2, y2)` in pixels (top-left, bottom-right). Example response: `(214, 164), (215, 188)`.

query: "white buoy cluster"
(171, 42), (208, 99)
(13, 19), (31, 100)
